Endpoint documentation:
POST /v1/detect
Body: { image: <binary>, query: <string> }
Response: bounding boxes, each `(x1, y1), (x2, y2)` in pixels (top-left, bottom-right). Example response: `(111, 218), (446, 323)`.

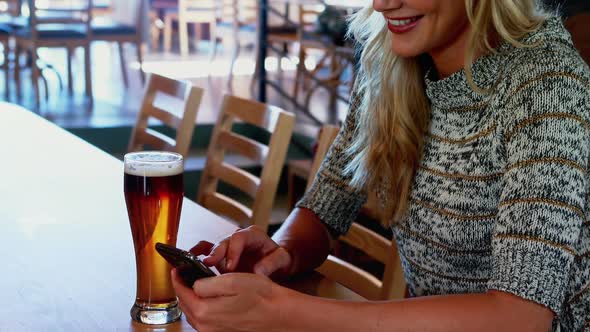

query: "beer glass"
(124, 151), (184, 324)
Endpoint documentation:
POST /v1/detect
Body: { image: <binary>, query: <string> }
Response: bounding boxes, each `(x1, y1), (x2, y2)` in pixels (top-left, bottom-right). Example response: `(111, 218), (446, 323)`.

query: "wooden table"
(0, 103), (361, 331)
(0, 103), (236, 331)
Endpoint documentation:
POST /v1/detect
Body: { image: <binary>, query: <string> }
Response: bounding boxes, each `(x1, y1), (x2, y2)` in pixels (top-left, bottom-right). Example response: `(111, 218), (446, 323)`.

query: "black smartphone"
(155, 242), (217, 287)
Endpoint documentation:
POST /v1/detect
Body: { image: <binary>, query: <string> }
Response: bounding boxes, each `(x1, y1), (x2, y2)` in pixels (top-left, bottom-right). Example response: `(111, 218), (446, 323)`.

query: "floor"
(0, 40), (351, 137)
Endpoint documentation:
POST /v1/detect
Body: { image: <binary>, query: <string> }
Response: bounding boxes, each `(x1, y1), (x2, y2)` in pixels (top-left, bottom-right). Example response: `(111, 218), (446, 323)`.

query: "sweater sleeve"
(488, 69), (590, 314)
(295, 94), (367, 236)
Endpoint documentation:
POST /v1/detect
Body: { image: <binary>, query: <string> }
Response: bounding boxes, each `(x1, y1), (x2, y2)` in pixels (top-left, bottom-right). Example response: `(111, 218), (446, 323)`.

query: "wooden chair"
(212, 0), (297, 89)
(286, 125), (339, 209)
(197, 95), (295, 232)
(296, 125), (406, 301)
(14, 0), (93, 105)
(91, 0), (146, 86)
(293, 5), (346, 103)
(128, 73), (204, 158)
(0, 0), (17, 99)
(212, 0), (258, 81)
(90, 0), (112, 17)
(302, 45), (357, 119)
(163, 0), (217, 56)
(0, 28), (8, 98)
(148, 0), (176, 51)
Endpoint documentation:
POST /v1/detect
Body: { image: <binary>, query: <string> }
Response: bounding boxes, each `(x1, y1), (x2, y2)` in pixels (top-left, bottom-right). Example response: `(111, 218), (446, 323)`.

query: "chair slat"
(202, 192), (253, 227)
(341, 223), (391, 265)
(145, 103), (183, 129)
(316, 256), (382, 301)
(135, 129), (176, 151)
(217, 130), (268, 164)
(150, 75), (195, 101)
(209, 160), (261, 199)
(128, 73), (203, 158)
(306, 125), (340, 191)
(221, 95), (287, 133)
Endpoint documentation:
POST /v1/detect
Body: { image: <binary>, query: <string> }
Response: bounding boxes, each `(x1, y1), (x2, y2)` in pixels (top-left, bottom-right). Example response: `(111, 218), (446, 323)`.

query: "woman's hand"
(189, 226), (293, 277)
(171, 270), (290, 332)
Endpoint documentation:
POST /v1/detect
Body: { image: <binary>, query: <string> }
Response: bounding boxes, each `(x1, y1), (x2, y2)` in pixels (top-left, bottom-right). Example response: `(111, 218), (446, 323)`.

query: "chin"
(389, 37), (425, 58)
(391, 45), (424, 58)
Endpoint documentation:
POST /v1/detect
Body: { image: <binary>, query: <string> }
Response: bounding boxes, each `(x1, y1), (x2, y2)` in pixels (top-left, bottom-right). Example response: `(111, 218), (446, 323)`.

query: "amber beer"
(124, 151), (184, 324)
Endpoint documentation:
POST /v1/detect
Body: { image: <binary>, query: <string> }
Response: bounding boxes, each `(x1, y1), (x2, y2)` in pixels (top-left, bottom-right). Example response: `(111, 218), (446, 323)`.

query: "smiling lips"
(387, 16), (423, 34)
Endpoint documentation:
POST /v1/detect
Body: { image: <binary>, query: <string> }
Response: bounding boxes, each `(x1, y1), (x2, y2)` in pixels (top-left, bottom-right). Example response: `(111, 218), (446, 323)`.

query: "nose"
(373, 0), (403, 13)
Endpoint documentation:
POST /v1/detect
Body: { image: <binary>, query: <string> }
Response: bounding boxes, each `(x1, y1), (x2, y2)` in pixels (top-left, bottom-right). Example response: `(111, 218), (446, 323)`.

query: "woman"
(172, 0), (590, 330)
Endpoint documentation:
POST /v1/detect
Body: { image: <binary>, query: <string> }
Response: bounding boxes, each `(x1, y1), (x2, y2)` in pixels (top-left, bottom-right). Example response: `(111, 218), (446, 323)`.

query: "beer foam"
(124, 152), (184, 177)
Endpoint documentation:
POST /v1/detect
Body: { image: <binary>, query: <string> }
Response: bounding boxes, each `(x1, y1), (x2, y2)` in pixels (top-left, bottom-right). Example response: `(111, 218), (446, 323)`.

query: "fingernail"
(226, 260), (232, 270)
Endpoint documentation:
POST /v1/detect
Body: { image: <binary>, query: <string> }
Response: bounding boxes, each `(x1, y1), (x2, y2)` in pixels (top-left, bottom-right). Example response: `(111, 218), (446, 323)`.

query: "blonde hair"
(346, 0), (547, 225)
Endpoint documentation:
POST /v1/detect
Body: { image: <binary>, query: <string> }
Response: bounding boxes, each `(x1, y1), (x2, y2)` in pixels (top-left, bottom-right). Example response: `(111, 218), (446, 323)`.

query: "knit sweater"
(297, 17), (590, 331)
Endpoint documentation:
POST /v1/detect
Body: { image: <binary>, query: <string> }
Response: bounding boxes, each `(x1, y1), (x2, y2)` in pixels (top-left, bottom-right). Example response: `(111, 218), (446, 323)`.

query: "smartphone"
(155, 242), (217, 287)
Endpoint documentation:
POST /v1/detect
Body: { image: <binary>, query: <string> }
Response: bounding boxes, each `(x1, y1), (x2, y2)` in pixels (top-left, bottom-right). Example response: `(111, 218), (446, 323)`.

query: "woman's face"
(373, 0), (470, 58)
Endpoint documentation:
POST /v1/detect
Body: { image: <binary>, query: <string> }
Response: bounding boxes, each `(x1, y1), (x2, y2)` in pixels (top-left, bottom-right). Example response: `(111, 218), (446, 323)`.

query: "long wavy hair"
(345, 0), (548, 225)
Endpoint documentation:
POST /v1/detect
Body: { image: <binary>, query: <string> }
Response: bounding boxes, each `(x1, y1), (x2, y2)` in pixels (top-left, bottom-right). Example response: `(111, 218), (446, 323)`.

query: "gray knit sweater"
(298, 17), (590, 331)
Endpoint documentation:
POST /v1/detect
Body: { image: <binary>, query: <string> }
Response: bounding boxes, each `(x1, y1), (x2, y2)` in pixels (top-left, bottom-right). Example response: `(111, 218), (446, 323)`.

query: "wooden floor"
(0, 41), (350, 137)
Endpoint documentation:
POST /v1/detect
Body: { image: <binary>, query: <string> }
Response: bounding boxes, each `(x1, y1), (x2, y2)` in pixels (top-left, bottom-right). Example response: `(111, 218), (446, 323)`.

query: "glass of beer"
(124, 151), (184, 324)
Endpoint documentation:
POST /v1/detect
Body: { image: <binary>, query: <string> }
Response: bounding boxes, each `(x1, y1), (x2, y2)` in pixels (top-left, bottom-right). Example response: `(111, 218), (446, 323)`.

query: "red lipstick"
(386, 16), (423, 34)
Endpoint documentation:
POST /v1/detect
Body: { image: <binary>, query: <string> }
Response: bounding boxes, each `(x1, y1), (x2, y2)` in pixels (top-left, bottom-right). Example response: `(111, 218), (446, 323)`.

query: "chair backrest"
(235, 0), (257, 26)
(217, 0), (256, 27)
(308, 125), (406, 301)
(197, 95), (295, 231)
(27, 0), (93, 40)
(128, 73), (203, 158)
(298, 4), (323, 32)
(179, 0), (216, 23)
(109, 0), (143, 27)
(305, 125), (339, 192)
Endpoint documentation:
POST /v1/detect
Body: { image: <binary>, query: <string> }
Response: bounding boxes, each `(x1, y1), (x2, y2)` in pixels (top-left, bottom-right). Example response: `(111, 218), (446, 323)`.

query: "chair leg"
(293, 47), (306, 101)
(287, 167), (296, 211)
(136, 41), (146, 84)
(67, 46), (73, 95)
(4, 41), (10, 100)
(84, 43), (93, 99)
(249, 42), (261, 97)
(31, 48), (40, 107)
(118, 42), (129, 87)
(41, 71), (49, 102)
(14, 44), (21, 100)
(179, 18), (189, 56)
(163, 15), (173, 53)
(208, 23), (217, 63)
(193, 23), (201, 52)
(150, 11), (161, 51)
(277, 45), (284, 85)
(228, 40), (240, 83)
